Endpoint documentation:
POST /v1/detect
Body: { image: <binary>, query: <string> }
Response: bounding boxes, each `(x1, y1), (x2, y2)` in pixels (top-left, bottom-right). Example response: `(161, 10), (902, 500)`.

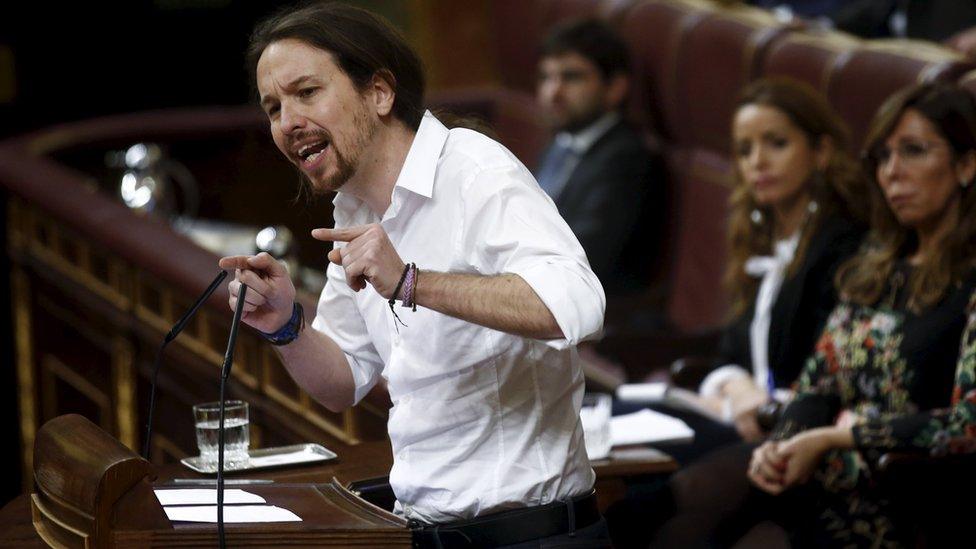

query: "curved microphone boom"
(142, 269), (228, 460)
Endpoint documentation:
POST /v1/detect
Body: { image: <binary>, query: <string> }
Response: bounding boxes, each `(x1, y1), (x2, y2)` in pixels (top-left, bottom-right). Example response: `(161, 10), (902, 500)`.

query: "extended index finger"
(311, 225), (370, 243)
(219, 255), (253, 270)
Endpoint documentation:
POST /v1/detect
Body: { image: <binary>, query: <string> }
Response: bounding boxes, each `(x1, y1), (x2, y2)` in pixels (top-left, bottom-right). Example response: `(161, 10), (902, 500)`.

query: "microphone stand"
(218, 283), (248, 549)
(142, 269), (228, 460)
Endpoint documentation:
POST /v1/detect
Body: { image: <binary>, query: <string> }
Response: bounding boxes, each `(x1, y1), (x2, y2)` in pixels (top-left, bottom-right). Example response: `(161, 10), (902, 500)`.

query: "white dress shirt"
(310, 112), (605, 523)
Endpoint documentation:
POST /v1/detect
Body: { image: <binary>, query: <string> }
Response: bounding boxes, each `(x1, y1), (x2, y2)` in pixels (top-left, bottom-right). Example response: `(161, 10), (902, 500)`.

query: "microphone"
(217, 282), (248, 549)
(142, 269), (228, 460)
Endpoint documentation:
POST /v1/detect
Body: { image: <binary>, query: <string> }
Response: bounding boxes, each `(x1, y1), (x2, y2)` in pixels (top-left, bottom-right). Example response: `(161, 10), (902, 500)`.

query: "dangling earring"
(807, 200), (819, 214)
(750, 209), (764, 225)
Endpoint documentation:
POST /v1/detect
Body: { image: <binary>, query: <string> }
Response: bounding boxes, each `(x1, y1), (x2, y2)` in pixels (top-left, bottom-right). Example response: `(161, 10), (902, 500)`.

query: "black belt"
(410, 490), (601, 548)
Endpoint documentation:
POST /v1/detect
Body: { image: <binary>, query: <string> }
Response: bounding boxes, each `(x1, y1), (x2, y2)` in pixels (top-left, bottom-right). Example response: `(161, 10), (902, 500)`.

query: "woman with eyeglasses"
(657, 82), (976, 548)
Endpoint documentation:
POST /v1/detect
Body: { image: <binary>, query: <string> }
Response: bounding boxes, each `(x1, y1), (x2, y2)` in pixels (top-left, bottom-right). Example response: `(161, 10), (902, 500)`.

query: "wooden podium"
(30, 414), (410, 548)
(26, 414), (676, 547)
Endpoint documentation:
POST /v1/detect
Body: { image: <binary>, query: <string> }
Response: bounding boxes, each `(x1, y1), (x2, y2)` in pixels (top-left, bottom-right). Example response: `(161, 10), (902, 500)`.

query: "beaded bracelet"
(260, 301), (305, 346)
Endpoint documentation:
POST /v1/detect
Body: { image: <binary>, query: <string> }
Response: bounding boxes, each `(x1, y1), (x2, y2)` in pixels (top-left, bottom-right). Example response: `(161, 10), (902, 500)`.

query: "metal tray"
(180, 443), (338, 474)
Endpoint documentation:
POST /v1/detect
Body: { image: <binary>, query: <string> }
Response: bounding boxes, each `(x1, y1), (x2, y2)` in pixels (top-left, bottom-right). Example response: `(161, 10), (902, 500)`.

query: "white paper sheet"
(163, 504), (302, 523)
(248, 448), (324, 468)
(610, 408), (694, 446)
(615, 382), (668, 402)
(154, 489), (266, 506)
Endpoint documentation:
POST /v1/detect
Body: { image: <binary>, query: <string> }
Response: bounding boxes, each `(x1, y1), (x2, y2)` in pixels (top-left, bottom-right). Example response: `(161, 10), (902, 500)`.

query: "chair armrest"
(668, 356), (715, 390)
(876, 451), (976, 487)
(872, 451), (976, 545)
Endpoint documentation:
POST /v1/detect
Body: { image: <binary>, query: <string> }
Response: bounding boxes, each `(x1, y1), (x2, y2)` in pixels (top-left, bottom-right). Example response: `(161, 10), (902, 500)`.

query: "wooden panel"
(2, 122), (389, 479)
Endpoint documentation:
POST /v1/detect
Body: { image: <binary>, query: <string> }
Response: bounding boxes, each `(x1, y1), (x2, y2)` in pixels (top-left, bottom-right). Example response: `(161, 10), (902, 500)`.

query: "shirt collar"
(332, 110), (448, 219)
(393, 110), (448, 199)
(554, 111), (620, 155)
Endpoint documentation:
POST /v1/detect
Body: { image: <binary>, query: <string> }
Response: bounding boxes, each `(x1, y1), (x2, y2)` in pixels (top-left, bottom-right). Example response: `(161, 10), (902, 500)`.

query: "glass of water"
(580, 393), (612, 460)
(193, 400), (250, 469)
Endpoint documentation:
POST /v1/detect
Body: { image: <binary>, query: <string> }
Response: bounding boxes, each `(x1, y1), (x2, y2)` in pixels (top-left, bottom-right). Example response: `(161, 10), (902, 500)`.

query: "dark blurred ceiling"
(0, 0), (412, 138)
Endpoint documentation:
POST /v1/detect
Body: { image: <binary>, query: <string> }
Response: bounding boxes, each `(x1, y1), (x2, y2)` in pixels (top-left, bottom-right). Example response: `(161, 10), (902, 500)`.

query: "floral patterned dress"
(772, 269), (976, 547)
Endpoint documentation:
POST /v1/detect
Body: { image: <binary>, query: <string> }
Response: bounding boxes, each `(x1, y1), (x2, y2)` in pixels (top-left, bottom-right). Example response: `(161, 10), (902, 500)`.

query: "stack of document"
(154, 489), (302, 523)
(610, 408), (694, 446)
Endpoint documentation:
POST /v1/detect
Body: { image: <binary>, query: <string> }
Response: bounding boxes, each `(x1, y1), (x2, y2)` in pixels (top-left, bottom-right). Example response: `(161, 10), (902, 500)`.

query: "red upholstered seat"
(759, 29), (861, 115)
(621, 0), (706, 139)
(826, 40), (975, 148)
(671, 7), (789, 152)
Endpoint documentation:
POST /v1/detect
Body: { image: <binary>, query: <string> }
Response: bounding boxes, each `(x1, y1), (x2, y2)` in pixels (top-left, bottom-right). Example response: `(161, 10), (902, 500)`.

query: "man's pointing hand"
(313, 223), (406, 299)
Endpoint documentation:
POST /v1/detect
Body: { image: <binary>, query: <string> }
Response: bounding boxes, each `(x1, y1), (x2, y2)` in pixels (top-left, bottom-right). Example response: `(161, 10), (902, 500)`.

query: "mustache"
(288, 129), (333, 150)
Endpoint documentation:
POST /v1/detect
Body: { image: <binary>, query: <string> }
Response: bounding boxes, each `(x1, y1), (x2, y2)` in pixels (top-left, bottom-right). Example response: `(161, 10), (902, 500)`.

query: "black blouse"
(713, 215), (865, 390)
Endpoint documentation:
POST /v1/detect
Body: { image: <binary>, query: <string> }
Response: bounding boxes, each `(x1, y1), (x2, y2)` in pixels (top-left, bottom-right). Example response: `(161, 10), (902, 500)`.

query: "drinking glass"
(580, 393), (612, 460)
(193, 400), (250, 469)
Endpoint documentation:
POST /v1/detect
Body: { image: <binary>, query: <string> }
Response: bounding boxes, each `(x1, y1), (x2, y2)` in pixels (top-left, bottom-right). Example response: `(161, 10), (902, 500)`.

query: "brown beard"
(308, 100), (379, 196)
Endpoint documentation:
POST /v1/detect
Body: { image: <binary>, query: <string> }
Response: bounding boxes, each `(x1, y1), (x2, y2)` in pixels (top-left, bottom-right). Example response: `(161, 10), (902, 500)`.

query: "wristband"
(260, 301), (305, 346)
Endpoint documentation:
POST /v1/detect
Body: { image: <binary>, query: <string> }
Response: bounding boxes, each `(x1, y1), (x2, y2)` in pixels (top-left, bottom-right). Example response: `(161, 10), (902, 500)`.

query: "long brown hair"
(837, 83), (976, 311)
(725, 78), (868, 318)
(247, 2), (426, 130)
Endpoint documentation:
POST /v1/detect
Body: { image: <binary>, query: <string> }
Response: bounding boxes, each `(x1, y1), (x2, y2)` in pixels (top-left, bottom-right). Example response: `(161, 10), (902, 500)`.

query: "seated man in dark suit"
(536, 19), (667, 310)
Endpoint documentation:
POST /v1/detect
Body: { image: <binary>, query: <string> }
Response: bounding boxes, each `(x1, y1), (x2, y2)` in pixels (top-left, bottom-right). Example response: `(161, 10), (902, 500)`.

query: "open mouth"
(297, 140), (330, 168)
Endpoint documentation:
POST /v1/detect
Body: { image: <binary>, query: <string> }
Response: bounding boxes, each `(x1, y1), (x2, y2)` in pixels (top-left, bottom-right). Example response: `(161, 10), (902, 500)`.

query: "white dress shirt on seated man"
(311, 111), (606, 524)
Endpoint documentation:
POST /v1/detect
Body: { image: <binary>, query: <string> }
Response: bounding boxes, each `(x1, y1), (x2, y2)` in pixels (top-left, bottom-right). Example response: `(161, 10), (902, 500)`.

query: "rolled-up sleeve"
(311, 259), (384, 404)
(459, 164), (606, 348)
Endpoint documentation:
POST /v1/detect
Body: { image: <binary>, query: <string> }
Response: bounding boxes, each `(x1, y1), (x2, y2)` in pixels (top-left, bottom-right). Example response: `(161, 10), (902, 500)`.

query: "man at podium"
(219, 3), (609, 547)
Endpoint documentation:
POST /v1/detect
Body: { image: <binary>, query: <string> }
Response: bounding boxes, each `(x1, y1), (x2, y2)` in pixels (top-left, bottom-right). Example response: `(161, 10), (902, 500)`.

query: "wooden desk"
(19, 416), (676, 547)
(3, 446), (675, 547)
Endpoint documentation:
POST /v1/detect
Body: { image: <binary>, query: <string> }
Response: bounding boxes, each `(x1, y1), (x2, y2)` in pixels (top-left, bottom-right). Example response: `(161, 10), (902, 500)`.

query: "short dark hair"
(540, 19), (631, 80)
(247, 1), (426, 130)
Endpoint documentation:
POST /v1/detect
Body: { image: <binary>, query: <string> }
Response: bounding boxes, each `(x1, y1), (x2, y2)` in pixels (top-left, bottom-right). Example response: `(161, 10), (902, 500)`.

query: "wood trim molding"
(12, 268), (36, 493)
(112, 336), (137, 450)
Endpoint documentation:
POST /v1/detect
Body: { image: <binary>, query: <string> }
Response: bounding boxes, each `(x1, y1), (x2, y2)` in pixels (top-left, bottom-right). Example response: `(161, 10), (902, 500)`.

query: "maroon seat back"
(759, 29), (861, 112)
(621, 0), (706, 139)
(673, 8), (789, 152)
(826, 40), (975, 149)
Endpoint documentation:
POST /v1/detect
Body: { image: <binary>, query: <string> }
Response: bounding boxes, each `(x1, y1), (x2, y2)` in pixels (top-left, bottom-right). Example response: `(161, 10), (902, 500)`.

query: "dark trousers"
(411, 492), (610, 548)
(498, 517), (611, 548)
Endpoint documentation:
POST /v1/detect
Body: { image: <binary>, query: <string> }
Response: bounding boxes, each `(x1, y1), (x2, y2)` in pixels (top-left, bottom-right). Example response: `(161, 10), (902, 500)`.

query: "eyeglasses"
(866, 140), (949, 168)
